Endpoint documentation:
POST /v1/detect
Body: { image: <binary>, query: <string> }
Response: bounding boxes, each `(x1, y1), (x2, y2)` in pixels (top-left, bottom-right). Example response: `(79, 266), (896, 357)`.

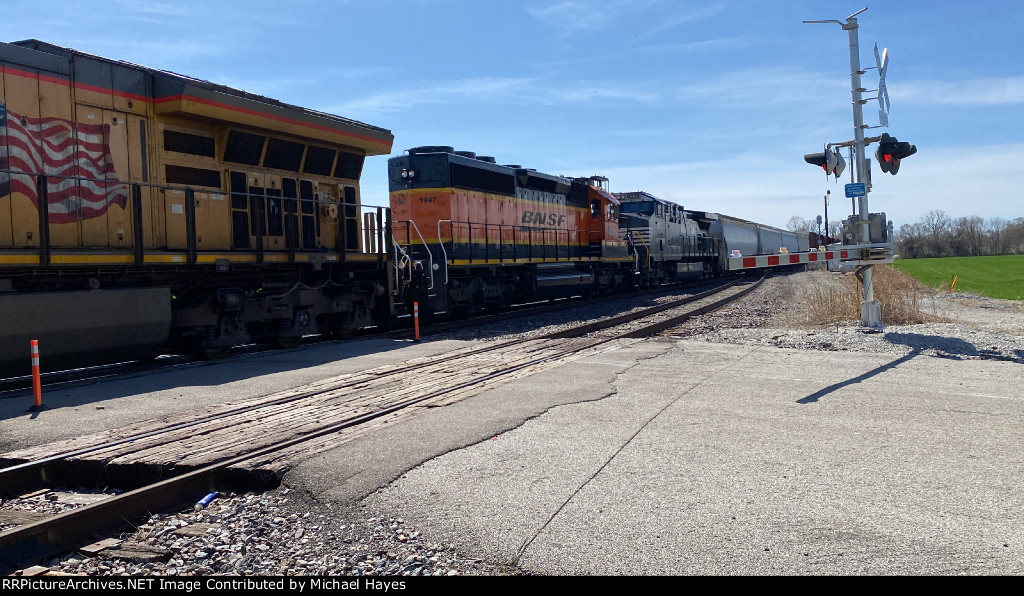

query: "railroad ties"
(0, 276), (761, 572)
(2, 276), (762, 494)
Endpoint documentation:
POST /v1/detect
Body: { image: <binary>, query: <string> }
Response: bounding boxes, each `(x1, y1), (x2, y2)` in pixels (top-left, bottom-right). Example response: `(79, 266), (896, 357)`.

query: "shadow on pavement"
(798, 330), (1022, 404)
(797, 349), (920, 404)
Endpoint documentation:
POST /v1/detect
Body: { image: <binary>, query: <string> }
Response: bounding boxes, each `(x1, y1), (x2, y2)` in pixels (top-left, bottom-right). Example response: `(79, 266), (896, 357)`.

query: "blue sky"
(4, 0), (1021, 231)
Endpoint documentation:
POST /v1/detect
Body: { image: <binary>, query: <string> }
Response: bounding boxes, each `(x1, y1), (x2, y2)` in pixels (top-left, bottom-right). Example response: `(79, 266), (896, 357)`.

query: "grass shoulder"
(891, 255), (1024, 300)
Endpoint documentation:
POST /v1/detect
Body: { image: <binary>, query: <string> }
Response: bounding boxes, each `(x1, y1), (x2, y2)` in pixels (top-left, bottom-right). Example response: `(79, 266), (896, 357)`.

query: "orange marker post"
(413, 301), (420, 341)
(30, 339), (42, 409)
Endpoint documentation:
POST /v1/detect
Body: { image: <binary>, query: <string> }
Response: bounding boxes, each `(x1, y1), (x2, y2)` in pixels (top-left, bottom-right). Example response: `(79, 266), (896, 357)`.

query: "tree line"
(893, 210), (1024, 259)
(787, 211), (1024, 259)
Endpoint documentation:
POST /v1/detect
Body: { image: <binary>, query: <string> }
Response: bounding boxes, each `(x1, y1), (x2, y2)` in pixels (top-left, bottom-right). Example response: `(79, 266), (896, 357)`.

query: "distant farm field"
(890, 255), (1024, 300)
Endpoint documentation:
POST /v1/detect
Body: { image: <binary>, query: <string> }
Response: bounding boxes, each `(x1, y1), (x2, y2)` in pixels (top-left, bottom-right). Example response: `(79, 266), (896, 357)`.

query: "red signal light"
(875, 133), (915, 175)
(804, 147), (845, 179)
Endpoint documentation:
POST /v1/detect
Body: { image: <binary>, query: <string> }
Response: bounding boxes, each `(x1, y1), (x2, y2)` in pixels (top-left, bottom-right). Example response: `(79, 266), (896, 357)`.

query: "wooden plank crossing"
(1, 336), (628, 489)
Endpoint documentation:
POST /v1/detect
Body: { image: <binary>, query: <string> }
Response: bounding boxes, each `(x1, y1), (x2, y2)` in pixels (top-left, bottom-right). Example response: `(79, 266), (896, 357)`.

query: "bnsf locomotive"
(387, 147), (809, 318)
(1, 40), (812, 377)
(388, 147), (636, 318)
(0, 39), (394, 375)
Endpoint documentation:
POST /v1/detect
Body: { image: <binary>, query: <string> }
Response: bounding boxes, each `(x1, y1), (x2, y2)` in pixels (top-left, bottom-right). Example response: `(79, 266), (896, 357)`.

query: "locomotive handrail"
(433, 219), (597, 263)
(437, 220), (453, 285)
(393, 238), (411, 283)
(1, 167), (335, 212)
(631, 230), (652, 270)
(395, 219), (434, 291)
(624, 233), (640, 273)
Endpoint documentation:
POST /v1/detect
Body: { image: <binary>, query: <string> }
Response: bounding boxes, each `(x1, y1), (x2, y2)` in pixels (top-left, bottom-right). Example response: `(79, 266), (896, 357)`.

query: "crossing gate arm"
(726, 244), (894, 271)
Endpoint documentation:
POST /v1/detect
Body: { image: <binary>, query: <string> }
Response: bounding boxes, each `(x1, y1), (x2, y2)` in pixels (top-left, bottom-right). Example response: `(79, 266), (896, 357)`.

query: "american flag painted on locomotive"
(0, 101), (128, 224)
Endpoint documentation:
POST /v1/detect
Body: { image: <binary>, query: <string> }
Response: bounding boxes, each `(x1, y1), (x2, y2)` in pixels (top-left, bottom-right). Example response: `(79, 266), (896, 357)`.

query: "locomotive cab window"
(590, 200), (601, 217)
(620, 201), (653, 216)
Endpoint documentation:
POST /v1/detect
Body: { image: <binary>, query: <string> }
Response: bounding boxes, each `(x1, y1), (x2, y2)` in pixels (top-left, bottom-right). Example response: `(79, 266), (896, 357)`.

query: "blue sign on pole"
(845, 183), (866, 198)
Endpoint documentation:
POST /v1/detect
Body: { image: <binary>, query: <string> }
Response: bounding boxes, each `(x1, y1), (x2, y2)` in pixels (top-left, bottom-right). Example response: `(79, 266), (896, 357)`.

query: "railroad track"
(0, 273), (763, 574)
(0, 278), (723, 397)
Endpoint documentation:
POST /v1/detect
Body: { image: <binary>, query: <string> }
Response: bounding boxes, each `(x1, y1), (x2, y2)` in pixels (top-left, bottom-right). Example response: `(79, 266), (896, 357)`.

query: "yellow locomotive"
(0, 40), (394, 375)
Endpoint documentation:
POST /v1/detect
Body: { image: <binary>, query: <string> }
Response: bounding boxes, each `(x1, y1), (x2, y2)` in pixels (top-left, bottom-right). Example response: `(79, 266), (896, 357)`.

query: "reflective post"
(30, 340), (43, 411)
(413, 301), (420, 341)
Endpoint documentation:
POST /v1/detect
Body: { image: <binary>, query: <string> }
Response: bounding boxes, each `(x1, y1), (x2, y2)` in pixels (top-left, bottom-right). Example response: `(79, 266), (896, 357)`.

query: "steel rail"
(0, 275), (761, 573)
(1, 275), (749, 499)
(0, 276), (722, 393)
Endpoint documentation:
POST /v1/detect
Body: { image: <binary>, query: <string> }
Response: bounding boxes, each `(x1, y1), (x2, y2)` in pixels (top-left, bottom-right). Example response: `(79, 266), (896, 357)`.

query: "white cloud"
(676, 67), (848, 109)
(328, 75), (662, 119)
(892, 76), (1024, 106)
(329, 63), (849, 123)
(636, 4), (725, 39)
(633, 36), (755, 55)
(111, 0), (194, 18)
(526, 0), (663, 34)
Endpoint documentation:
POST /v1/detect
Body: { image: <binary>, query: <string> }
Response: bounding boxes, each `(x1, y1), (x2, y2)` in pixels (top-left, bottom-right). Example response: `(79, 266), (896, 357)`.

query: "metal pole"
(824, 190), (830, 244)
(850, 147), (856, 217)
(804, 9), (882, 328)
(843, 14), (881, 328)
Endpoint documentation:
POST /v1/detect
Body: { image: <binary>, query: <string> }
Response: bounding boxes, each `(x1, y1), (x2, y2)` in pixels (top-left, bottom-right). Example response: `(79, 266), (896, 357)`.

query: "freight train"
(388, 146), (808, 318)
(1, 40), (810, 377)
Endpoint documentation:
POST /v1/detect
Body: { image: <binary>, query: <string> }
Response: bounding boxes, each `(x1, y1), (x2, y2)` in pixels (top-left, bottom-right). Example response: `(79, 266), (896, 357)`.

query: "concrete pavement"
(2, 333), (1021, 574)
(294, 338), (1024, 575)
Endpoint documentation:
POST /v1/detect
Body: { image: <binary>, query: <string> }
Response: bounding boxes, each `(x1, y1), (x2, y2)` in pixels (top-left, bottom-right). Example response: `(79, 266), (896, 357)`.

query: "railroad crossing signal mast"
(803, 7), (914, 329)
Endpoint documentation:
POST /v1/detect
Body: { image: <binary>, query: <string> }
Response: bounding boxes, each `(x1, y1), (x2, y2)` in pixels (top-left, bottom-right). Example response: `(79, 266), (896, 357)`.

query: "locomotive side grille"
(163, 130), (216, 158)
(165, 165), (222, 189)
(449, 163), (515, 196)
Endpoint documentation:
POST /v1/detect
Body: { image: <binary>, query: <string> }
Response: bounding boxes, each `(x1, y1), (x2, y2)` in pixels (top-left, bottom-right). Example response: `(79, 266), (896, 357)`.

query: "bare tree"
(921, 210), (952, 257)
(985, 218), (1007, 255)
(825, 219), (843, 241)
(1005, 217), (1024, 254)
(894, 222), (927, 259)
(786, 215), (814, 233)
(951, 216), (985, 256)
(894, 212), (1023, 258)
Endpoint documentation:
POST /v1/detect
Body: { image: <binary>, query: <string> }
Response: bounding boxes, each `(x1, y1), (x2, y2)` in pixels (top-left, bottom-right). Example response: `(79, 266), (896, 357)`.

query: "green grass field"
(890, 255), (1024, 300)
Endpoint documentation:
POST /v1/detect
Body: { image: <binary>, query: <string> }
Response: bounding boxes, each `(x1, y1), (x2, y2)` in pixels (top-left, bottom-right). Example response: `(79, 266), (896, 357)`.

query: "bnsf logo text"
(521, 212), (566, 227)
